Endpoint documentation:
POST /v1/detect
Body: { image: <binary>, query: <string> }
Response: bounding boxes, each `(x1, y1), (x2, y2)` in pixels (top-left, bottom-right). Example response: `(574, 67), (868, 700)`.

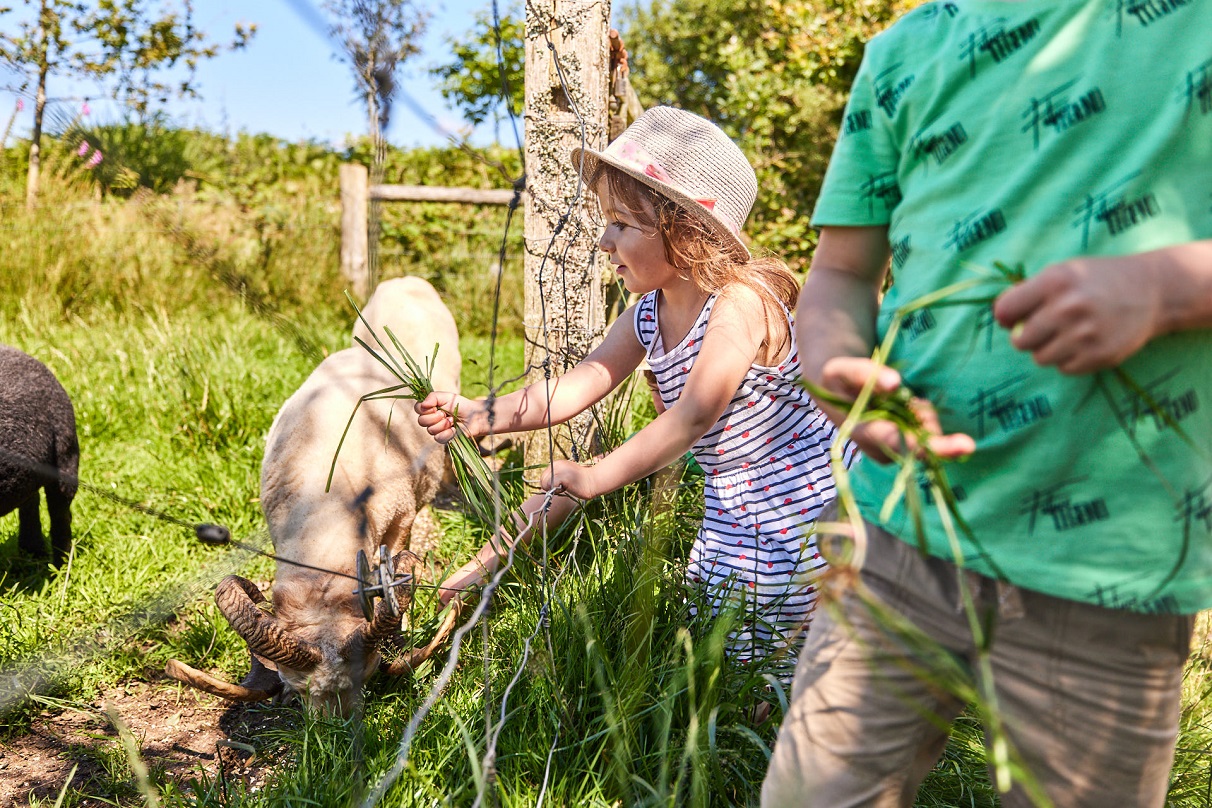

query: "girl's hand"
(817, 357), (975, 464)
(437, 558), (490, 607)
(541, 459), (602, 500)
(414, 391), (476, 444)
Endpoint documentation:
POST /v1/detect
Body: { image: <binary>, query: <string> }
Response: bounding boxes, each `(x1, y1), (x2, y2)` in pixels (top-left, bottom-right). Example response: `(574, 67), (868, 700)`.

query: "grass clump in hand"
(803, 259), (1039, 799)
(327, 293), (509, 528)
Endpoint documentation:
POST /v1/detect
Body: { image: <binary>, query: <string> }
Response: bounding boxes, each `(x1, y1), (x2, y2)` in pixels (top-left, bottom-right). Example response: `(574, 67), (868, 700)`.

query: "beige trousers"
(762, 521), (1194, 808)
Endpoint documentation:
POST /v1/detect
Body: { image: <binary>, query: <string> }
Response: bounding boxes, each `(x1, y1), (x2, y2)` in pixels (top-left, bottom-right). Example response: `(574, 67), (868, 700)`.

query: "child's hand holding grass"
(812, 356), (976, 465)
(415, 391), (482, 444)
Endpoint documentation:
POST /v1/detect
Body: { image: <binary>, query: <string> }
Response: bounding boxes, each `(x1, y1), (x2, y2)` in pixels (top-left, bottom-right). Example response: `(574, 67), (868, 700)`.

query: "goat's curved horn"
(164, 653), (283, 702)
(215, 575), (322, 671)
(381, 595), (465, 676)
(351, 551), (420, 650)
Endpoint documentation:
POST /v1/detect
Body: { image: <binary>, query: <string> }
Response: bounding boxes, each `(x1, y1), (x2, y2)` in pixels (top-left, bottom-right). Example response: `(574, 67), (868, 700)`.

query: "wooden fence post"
(339, 162), (370, 300)
(522, 0), (611, 482)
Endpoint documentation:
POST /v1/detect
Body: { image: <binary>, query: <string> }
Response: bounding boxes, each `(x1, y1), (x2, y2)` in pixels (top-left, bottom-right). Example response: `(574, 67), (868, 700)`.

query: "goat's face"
(168, 564), (414, 718)
(270, 580), (383, 716)
(275, 641), (374, 716)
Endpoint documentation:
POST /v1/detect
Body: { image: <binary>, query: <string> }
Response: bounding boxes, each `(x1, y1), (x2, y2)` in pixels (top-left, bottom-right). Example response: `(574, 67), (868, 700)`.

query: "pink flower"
(77, 141), (91, 157)
(15, 98), (24, 112)
(86, 150), (103, 168)
(81, 101), (90, 116)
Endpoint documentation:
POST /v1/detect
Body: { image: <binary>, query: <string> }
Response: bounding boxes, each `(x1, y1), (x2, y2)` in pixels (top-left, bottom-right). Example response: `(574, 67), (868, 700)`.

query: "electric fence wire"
(535, 718), (562, 808)
(0, 446), (281, 713)
(468, 6), (601, 795)
(0, 433), (510, 719)
(278, 0), (523, 184)
(472, 528), (581, 808)
(0, 446), (363, 585)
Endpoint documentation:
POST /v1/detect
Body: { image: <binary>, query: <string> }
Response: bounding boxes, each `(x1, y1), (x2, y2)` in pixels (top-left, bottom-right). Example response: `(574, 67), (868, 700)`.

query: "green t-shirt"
(813, 0), (1212, 613)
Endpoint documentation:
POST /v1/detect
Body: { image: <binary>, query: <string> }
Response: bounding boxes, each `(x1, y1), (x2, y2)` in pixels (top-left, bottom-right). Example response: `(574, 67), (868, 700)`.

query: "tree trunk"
(24, 1), (50, 210)
(521, 0), (611, 482)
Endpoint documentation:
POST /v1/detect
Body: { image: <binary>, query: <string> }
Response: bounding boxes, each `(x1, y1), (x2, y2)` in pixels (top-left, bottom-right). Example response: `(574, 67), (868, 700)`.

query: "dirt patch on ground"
(0, 682), (295, 807)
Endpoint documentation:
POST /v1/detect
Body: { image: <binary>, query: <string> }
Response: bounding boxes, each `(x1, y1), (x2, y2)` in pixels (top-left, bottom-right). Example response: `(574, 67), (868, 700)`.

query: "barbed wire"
(352, 0), (611, 802)
(360, 489), (574, 807)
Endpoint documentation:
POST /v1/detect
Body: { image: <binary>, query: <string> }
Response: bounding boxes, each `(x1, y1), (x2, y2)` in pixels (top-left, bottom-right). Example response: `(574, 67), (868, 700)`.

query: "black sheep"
(0, 345), (79, 565)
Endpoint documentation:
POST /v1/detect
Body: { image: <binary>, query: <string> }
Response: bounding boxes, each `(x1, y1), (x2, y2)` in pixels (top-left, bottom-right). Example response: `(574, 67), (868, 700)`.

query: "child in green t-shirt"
(763, 1), (1212, 806)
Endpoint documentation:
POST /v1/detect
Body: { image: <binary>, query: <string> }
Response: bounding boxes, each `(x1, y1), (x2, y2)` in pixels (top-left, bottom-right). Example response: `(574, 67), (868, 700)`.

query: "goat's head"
(166, 553), (460, 716)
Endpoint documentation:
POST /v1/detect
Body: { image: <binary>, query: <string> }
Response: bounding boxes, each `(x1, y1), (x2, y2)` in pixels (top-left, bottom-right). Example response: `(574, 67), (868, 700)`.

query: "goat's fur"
(263, 277), (460, 713)
(168, 278), (461, 715)
(0, 345), (79, 566)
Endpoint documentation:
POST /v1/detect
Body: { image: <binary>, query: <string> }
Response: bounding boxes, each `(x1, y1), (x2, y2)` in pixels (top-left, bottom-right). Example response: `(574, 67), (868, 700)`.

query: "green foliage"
(430, 4), (524, 130)
(0, 0), (252, 119)
(63, 113), (193, 196)
(619, 0), (914, 269)
(0, 0), (80, 86)
(75, 0), (255, 117)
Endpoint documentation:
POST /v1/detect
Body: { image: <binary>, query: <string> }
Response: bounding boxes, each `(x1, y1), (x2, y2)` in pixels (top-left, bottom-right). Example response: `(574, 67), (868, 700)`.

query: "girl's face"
(596, 181), (677, 295)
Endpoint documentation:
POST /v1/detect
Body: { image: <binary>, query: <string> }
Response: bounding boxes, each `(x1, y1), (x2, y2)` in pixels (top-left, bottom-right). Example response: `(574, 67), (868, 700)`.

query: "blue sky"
(1, 0), (512, 148)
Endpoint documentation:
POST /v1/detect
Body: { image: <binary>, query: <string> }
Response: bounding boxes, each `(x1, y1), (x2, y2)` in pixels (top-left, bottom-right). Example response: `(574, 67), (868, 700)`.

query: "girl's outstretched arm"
(544, 286), (767, 499)
(415, 306), (647, 444)
(436, 490), (580, 605)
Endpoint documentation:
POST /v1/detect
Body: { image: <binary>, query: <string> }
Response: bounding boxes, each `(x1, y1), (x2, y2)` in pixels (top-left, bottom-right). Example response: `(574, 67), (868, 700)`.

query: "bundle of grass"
(330, 292), (511, 529)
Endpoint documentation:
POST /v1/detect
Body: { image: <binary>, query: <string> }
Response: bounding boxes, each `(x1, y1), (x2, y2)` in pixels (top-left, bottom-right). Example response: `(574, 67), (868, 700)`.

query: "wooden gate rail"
(340, 162), (525, 298)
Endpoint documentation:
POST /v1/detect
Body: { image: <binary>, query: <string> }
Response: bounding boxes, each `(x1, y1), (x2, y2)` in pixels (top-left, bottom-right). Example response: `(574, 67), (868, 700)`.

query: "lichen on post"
(521, 0), (612, 481)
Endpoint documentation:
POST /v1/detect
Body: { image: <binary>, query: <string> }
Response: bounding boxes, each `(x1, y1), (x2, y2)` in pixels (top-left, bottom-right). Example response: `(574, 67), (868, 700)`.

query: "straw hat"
(571, 106), (757, 261)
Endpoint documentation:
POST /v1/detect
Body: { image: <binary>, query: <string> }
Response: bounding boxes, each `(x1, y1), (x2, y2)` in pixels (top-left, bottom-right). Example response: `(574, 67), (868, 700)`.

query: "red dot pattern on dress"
(633, 289), (835, 660)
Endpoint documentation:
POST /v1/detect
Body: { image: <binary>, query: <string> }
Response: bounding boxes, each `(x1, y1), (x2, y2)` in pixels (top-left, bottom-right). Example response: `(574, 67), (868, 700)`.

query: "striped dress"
(635, 289), (853, 665)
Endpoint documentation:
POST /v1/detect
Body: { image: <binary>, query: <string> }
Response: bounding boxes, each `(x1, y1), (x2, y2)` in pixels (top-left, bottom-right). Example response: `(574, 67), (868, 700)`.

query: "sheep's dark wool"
(0, 344), (79, 565)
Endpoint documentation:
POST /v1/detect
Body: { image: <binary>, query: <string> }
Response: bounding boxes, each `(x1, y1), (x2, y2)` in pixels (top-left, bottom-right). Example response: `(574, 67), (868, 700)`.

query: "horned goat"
(0, 344), (79, 566)
(167, 278), (462, 714)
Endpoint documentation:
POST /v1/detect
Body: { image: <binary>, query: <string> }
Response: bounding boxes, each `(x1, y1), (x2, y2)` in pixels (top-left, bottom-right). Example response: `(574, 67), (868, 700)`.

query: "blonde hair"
(597, 166), (798, 356)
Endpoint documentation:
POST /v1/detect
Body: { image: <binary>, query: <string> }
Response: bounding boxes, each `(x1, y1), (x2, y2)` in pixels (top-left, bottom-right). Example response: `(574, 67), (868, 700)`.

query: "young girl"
(416, 106), (851, 664)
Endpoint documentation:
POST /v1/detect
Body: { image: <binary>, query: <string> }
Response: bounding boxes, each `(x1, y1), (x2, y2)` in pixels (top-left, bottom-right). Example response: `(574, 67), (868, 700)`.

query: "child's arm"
(542, 286), (771, 499)
(993, 240), (1212, 374)
(436, 489), (580, 605)
(415, 307), (647, 443)
(798, 225), (977, 464)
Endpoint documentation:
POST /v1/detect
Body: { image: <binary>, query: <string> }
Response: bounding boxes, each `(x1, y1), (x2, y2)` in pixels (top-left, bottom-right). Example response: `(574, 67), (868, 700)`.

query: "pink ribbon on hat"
(609, 140), (719, 214)
(642, 161), (671, 183)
